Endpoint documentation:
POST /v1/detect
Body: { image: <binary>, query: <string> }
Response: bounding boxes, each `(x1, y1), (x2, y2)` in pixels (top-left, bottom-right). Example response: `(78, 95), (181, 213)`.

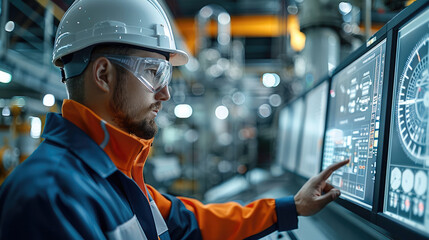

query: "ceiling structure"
(7, 0), (408, 63)
(1, 0), (411, 105)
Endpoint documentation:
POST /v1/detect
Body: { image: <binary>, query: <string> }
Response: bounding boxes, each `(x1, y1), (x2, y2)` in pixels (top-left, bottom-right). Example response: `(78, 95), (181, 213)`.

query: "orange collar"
(62, 99), (153, 192)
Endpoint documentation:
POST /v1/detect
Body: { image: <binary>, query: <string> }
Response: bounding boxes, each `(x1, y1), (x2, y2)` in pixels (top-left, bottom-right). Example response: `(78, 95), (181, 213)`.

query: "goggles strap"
(62, 46), (95, 80)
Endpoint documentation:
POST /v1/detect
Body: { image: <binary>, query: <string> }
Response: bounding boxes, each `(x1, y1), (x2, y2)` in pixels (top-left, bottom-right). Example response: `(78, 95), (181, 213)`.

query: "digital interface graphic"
(276, 99), (304, 172)
(297, 81), (328, 178)
(384, 7), (429, 234)
(322, 39), (386, 209)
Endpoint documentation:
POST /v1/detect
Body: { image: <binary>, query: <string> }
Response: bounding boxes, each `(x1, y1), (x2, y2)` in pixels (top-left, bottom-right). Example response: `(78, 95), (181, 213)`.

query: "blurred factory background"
(0, 0), (410, 195)
(0, 0), (415, 235)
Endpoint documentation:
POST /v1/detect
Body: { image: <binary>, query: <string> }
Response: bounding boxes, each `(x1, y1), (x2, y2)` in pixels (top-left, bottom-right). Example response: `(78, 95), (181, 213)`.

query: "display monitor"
(276, 106), (292, 170)
(383, 6), (429, 235)
(297, 81), (329, 178)
(322, 39), (387, 209)
(276, 98), (305, 172)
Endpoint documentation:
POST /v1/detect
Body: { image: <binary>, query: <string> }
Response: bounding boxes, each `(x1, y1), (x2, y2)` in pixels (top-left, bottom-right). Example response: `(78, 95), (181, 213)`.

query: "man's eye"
(146, 69), (157, 76)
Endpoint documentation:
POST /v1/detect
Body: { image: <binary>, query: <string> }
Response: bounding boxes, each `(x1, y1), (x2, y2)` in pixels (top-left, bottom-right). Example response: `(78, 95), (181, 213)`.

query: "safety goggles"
(102, 54), (172, 93)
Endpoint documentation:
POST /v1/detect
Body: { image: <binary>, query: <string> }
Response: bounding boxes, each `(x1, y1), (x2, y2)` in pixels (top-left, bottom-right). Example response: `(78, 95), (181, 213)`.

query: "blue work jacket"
(0, 113), (201, 239)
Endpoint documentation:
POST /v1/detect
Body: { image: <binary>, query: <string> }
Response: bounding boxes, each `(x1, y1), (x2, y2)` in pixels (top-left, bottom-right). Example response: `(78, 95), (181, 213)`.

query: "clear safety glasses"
(102, 54), (172, 93)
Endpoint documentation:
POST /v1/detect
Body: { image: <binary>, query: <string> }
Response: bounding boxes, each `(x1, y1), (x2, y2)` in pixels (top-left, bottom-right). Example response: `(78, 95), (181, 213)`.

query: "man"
(0, 0), (349, 239)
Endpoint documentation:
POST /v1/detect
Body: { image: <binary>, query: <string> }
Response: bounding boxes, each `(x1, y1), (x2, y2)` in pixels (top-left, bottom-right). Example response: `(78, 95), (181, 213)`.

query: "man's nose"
(155, 85), (170, 101)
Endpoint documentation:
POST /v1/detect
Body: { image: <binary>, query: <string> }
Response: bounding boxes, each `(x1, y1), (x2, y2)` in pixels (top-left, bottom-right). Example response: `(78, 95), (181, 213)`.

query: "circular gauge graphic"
(396, 34), (429, 164)
(390, 167), (402, 190)
(401, 169), (414, 193)
(414, 170), (427, 196)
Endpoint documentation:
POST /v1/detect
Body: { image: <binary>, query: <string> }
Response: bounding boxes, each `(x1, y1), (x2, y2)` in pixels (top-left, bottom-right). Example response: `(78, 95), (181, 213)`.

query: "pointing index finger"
(320, 159), (350, 180)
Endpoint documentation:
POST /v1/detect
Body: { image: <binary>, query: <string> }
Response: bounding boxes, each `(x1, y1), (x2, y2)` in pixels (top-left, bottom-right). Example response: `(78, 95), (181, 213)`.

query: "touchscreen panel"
(384, 7), (429, 234)
(276, 99), (304, 171)
(276, 106), (293, 170)
(322, 39), (387, 209)
(297, 81), (328, 178)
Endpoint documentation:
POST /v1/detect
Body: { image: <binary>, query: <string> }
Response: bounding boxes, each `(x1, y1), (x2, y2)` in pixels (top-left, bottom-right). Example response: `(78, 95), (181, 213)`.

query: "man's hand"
(293, 159), (350, 216)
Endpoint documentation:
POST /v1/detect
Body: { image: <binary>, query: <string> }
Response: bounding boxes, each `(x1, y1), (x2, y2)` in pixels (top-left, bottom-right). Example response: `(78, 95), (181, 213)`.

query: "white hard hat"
(53, 0), (189, 67)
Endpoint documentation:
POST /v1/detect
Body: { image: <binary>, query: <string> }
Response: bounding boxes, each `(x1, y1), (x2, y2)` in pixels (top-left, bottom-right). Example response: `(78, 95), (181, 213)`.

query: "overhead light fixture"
(287, 4), (298, 15)
(287, 15), (306, 52)
(232, 92), (246, 105)
(269, 94), (282, 107)
(262, 73), (280, 88)
(185, 57), (200, 72)
(215, 105), (229, 120)
(43, 94), (56, 107)
(0, 69), (12, 84)
(2, 107), (10, 117)
(218, 12), (231, 25)
(258, 104), (272, 118)
(5, 21), (15, 32)
(339, 2), (352, 15)
(174, 104), (193, 119)
(12, 97), (25, 107)
(30, 116), (42, 139)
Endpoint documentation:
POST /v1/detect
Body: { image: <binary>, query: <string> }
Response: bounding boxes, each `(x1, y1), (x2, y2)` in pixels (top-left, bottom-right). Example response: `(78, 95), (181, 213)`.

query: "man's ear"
(91, 57), (115, 93)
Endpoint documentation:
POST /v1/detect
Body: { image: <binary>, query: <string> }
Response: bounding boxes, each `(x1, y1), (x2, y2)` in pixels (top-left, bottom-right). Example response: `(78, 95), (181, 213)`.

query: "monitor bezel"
(320, 27), (390, 221)
(376, 1), (429, 239)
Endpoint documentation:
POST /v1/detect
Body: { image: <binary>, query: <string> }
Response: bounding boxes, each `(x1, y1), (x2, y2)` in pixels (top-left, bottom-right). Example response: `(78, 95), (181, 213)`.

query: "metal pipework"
(196, 4), (231, 56)
(298, 0), (342, 85)
(44, 1), (54, 66)
(0, 0), (10, 57)
(365, 0), (371, 40)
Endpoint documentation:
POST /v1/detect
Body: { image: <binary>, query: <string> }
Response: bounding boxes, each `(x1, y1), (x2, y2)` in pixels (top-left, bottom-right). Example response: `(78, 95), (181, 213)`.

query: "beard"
(109, 71), (158, 140)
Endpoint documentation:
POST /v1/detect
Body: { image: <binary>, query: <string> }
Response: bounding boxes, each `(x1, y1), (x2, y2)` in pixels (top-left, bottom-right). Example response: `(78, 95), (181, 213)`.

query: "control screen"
(322, 39), (386, 209)
(297, 81), (328, 178)
(276, 106), (292, 170)
(384, 7), (429, 234)
(276, 99), (304, 171)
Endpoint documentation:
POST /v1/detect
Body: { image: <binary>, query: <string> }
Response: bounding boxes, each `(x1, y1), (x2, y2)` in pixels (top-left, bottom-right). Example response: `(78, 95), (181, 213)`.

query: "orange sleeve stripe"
(177, 196), (278, 240)
(146, 184), (279, 239)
